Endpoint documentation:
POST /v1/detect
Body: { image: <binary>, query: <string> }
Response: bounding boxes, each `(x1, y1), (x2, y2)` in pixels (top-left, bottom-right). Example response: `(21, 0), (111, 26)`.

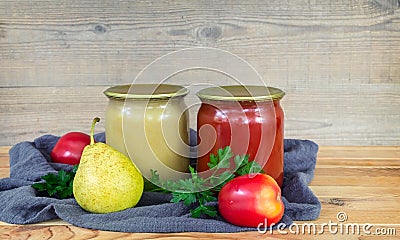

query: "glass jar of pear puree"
(104, 84), (190, 180)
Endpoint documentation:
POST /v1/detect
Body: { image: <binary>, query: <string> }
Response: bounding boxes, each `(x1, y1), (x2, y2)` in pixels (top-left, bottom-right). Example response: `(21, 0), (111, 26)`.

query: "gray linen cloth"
(0, 132), (320, 233)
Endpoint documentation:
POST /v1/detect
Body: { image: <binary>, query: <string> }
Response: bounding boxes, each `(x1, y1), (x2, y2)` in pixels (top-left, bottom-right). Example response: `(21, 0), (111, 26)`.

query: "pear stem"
(90, 117), (100, 145)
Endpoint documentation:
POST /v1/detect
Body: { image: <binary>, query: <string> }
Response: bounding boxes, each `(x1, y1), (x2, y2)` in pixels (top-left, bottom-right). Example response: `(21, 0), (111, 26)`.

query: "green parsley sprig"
(146, 146), (264, 218)
(31, 165), (79, 199)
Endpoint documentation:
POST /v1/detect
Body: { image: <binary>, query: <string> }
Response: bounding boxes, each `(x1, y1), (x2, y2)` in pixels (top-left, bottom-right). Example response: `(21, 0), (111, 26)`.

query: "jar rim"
(196, 85), (285, 102)
(104, 84), (189, 100)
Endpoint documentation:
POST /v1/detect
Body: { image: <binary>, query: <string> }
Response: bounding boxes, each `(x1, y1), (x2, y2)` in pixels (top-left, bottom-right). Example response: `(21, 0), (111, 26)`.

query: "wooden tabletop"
(0, 146), (399, 239)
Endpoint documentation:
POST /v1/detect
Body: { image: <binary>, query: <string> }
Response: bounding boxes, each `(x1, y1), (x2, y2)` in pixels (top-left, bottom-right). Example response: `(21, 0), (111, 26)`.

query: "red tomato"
(218, 173), (284, 227)
(50, 132), (91, 165)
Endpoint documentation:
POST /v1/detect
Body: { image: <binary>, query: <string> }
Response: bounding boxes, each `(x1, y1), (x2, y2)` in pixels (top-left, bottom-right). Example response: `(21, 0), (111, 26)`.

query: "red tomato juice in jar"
(196, 86), (285, 187)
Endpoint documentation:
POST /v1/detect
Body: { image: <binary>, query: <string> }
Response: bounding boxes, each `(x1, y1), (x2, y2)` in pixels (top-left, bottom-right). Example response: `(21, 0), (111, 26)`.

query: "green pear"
(73, 117), (144, 213)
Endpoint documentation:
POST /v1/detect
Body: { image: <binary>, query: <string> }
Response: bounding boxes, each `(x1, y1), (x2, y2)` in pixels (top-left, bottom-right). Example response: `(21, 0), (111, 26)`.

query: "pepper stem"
(90, 117), (100, 145)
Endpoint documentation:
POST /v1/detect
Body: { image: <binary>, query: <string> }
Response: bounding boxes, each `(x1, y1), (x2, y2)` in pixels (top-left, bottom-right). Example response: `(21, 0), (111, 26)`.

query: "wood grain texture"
(0, 0), (399, 146)
(1, 146), (399, 239)
(1, 84), (399, 146)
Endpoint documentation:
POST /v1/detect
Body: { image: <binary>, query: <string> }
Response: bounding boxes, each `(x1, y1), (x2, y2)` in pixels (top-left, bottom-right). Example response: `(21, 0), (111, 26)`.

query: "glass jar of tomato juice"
(196, 85), (285, 186)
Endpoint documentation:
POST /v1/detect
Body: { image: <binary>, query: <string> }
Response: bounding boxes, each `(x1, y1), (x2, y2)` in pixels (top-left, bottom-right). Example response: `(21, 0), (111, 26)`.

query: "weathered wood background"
(1, 0), (399, 146)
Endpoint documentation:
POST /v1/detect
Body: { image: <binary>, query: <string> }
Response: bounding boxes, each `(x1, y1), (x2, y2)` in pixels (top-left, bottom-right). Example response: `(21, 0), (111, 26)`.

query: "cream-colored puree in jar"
(104, 84), (190, 181)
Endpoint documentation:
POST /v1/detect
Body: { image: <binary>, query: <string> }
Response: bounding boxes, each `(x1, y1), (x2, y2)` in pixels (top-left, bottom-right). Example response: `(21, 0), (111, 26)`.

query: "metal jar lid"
(196, 85), (285, 102)
(104, 84), (189, 100)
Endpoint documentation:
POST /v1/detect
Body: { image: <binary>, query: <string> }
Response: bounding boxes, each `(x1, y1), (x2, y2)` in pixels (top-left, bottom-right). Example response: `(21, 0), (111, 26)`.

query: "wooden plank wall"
(0, 0), (399, 146)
